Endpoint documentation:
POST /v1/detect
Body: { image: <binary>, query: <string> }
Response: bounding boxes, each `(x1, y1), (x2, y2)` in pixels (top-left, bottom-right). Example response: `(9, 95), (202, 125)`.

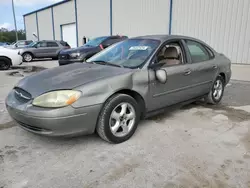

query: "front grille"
(59, 54), (69, 60)
(15, 119), (50, 132)
(14, 87), (32, 102)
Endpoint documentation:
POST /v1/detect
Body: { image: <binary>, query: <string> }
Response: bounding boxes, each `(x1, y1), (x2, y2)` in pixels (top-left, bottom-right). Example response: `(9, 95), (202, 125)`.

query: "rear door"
(183, 39), (218, 95)
(46, 42), (60, 57)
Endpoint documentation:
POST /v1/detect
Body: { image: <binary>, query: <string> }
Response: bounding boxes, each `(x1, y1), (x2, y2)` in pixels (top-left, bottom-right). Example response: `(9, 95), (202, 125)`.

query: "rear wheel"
(22, 53), (33, 62)
(0, 57), (11, 70)
(96, 94), (140, 143)
(205, 75), (225, 104)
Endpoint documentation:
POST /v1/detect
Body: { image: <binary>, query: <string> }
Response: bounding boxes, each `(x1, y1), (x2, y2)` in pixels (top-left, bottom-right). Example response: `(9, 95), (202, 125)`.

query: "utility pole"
(12, 0), (18, 42)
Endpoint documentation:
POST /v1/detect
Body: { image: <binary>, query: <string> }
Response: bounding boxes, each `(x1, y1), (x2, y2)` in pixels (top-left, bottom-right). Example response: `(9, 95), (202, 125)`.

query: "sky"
(0, 0), (63, 30)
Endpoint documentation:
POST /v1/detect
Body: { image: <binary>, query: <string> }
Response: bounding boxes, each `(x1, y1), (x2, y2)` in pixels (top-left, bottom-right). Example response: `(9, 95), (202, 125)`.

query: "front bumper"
(58, 59), (83, 66)
(6, 90), (102, 137)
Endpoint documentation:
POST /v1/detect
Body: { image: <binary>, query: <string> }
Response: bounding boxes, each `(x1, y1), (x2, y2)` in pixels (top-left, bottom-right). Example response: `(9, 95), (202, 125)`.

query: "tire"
(52, 57), (58, 60)
(0, 57), (11, 70)
(22, 52), (33, 62)
(96, 94), (140, 144)
(205, 75), (225, 105)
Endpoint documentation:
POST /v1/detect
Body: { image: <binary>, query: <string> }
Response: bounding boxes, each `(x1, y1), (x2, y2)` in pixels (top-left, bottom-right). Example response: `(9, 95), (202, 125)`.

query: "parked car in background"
(58, 35), (128, 66)
(5, 35), (231, 143)
(11, 40), (34, 48)
(0, 48), (22, 70)
(0, 42), (11, 46)
(20, 40), (71, 62)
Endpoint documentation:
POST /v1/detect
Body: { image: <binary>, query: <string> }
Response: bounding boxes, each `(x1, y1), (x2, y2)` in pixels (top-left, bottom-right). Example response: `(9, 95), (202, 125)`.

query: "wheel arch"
(0, 56), (12, 65)
(219, 72), (226, 83)
(105, 89), (146, 119)
(22, 51), (34, 57)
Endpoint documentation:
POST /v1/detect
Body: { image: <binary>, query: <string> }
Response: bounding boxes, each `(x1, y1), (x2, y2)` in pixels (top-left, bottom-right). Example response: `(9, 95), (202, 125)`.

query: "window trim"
(185, 39), (215, 63)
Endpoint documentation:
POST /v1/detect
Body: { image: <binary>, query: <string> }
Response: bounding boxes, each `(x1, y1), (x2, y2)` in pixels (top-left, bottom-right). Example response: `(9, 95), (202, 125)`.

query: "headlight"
(70, 52), (81, 59)
(32, 90), (81, 108)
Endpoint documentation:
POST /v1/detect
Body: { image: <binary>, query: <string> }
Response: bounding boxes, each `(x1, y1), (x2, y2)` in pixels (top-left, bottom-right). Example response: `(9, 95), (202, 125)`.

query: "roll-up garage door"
(61, 23), (77, 48)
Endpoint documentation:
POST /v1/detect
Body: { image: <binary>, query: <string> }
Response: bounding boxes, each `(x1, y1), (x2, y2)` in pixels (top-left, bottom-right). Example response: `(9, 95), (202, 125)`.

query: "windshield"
(86, 39), (160, 68)
(84, 36), (108, 47)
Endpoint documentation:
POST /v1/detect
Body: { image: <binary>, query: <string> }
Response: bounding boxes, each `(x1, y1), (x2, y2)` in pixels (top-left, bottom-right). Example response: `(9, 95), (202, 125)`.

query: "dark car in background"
(58, 35), (128, 66)
(20, 40), (70, 62)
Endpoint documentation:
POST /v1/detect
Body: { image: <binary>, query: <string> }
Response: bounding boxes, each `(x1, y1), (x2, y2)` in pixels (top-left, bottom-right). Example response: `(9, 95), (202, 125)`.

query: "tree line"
(0, 28), (26, 43)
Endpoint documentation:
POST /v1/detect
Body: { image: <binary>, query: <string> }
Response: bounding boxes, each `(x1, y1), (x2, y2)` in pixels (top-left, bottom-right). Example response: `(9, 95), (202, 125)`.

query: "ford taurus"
(5, 35), (231, 143)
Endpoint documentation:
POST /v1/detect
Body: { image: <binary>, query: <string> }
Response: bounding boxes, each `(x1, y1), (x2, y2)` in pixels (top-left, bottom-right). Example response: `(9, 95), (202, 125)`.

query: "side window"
(155, 41), (184, 66)
(17, 41), (25, 47)
(186, 40), (211, 63)
(47, 42), (59, 47)
(37, 42), (47, 48)
(26, 41), (33, 45)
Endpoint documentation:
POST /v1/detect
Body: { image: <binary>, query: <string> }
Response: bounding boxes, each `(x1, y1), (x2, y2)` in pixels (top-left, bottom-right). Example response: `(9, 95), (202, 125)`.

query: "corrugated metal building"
(23, 0), (250, 64)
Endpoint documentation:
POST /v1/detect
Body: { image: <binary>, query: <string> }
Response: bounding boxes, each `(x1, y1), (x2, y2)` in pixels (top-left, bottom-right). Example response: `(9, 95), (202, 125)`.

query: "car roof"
(39, 40), (64, 42)
(132, 34), (202, 42)
(131, 34), (215, 50)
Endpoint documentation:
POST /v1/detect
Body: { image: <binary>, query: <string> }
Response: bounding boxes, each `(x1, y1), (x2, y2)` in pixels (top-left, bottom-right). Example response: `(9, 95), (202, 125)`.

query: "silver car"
(20, 40), (70, 62)
(5, 35), (231, 143)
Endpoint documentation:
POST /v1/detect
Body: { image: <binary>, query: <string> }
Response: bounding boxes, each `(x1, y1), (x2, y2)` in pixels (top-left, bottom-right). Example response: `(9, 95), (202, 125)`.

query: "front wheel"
(96, 94), (140, 143)
(205, 75), (225, 104)
(0, 57), (11, 70)
(22, 53), (33, 62)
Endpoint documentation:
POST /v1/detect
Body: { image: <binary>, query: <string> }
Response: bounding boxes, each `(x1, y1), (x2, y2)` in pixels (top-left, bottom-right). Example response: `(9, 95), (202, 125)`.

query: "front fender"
(71, 70), (149, 108)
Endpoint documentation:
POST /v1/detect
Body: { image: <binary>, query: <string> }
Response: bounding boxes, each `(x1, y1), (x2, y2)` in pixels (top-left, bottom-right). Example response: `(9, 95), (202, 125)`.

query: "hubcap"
(24, 54), (32, 62)
(109, 102), (136, 137)
(213, 80), (223, 100)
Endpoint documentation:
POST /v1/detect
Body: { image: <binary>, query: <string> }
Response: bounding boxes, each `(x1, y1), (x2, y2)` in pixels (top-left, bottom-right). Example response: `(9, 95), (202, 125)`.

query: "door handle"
(213, 65), (218, 69)
(184, 70), (191, 76)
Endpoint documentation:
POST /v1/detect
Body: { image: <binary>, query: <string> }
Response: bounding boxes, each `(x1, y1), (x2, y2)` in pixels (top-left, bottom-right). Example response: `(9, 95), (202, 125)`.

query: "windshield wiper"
(89, 61), (123, 68)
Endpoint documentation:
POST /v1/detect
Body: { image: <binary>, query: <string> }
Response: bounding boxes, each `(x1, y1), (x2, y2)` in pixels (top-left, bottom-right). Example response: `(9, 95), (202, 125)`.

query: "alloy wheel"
(213, 79), (223, 100)
(109, 102), (136, 137)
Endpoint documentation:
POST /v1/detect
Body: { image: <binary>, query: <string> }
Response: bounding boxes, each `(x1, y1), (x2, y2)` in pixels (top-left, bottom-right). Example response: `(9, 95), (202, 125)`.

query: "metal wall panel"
(24, 14), (37, 41)
(113, 0), (170, 37)
(53, 0), (75, 40)
(37, 9), (53, 40)
(76, 0), (110, 46)
(172, 0), (250, 64)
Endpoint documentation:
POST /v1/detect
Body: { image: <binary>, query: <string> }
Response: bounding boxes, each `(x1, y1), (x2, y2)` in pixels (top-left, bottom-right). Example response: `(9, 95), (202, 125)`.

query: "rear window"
(60, 41), (70, 47)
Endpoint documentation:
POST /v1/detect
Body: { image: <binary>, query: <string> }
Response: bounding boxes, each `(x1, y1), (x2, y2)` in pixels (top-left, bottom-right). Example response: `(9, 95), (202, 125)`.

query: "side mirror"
(155, 69), (167, 84)
(148, 62), (165, 70)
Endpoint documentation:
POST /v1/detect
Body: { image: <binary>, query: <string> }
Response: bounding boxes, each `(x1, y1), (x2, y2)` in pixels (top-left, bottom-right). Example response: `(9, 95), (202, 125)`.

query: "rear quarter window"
(186, 40), (214, 63)
(60, 41), (70, 47)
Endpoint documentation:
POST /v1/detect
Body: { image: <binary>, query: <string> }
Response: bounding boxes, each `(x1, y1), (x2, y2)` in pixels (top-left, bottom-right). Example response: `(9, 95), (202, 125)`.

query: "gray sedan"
(5, 35), (231, 143)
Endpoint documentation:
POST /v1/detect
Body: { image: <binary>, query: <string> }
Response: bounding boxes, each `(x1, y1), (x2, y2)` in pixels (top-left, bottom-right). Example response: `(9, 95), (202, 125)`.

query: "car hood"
(16, 63), (132, 98)
(60, 45), (98, 54)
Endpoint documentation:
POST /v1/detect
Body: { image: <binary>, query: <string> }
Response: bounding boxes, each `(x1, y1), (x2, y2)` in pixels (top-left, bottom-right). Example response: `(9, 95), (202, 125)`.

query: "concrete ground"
(0, 62), (250, 188)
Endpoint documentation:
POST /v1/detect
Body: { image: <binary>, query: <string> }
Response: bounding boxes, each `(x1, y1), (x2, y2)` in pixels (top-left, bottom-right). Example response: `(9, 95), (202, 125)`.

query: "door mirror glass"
(155, 69), (167, 84)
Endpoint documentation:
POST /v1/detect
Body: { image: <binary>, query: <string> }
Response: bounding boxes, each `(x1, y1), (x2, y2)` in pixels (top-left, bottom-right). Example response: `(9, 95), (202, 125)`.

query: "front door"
(148, 64), (196, 111)
(147, 40), (199, 111)
(33, 42), (49, 58)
